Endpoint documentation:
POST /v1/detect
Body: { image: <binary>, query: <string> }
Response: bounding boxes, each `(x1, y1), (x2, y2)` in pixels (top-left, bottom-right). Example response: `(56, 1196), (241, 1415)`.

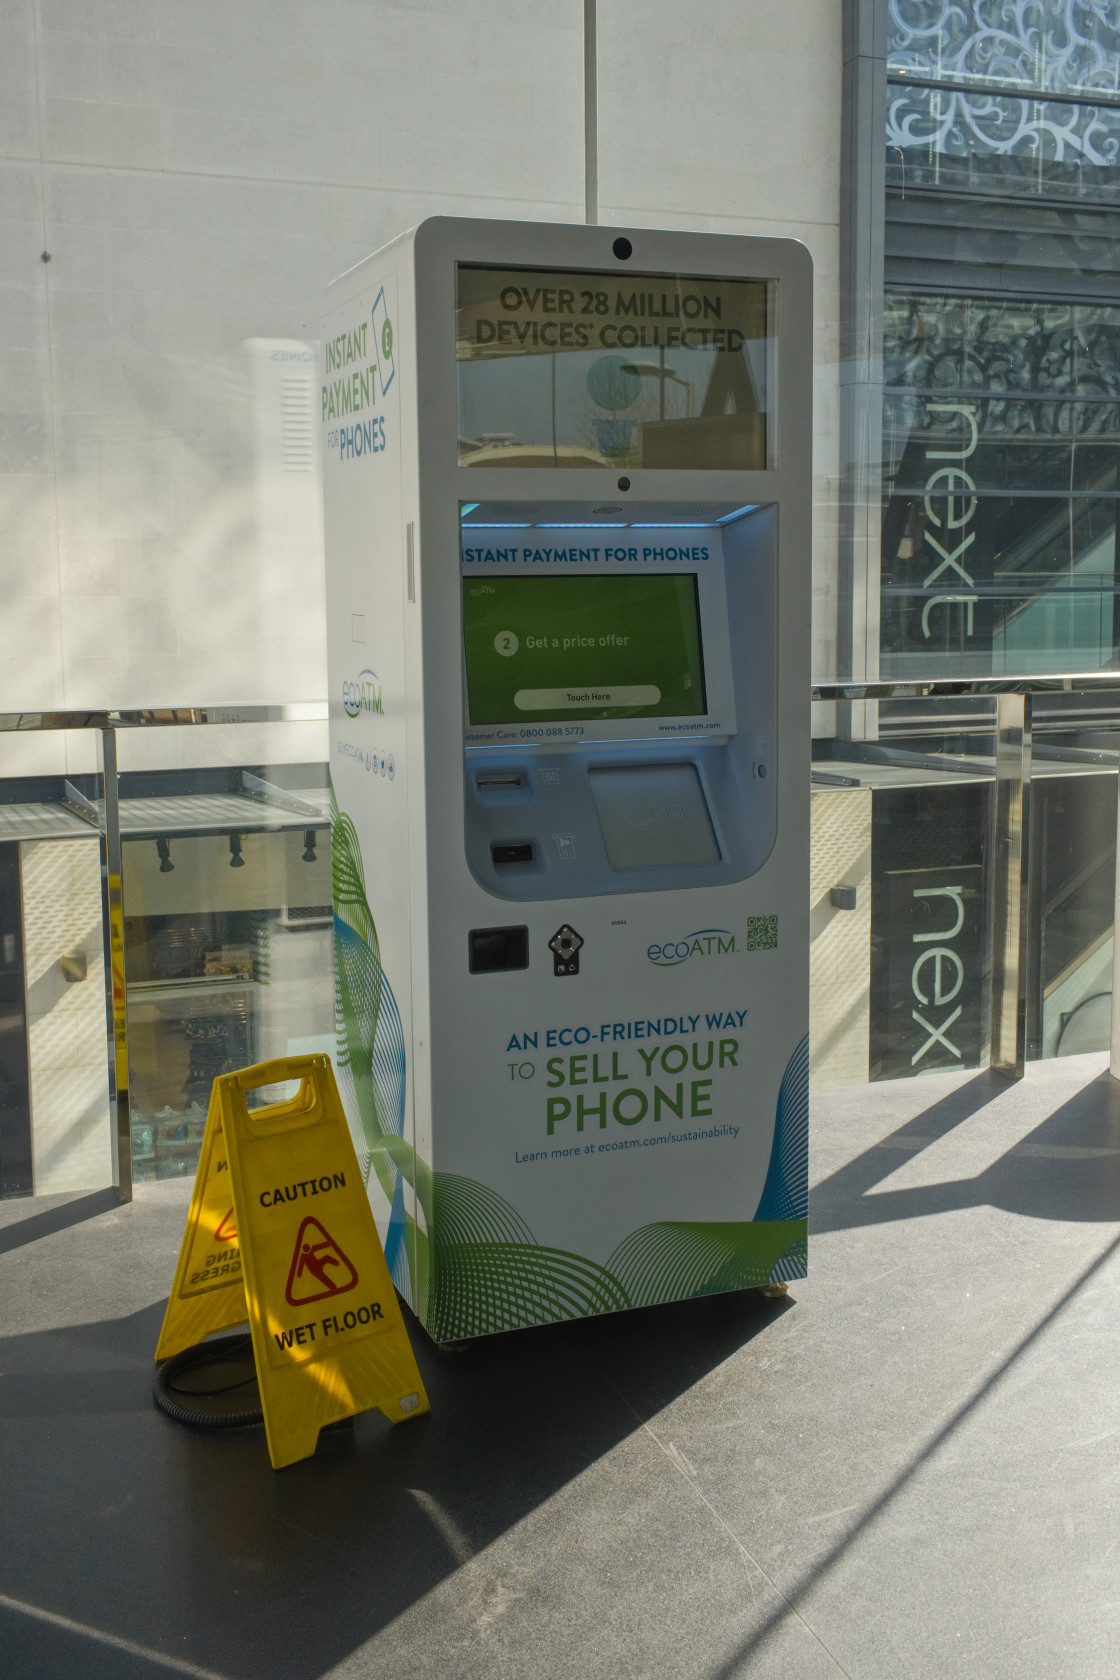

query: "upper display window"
(456, 266), (769, 471)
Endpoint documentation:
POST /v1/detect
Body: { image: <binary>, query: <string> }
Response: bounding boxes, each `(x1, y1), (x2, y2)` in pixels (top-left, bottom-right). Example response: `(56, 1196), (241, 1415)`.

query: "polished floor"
(4, 1051), (1120, 1679)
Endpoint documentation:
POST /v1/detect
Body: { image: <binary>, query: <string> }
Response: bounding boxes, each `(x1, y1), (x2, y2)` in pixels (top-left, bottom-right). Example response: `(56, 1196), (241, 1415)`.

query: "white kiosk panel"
(323, 218), (810, 1342)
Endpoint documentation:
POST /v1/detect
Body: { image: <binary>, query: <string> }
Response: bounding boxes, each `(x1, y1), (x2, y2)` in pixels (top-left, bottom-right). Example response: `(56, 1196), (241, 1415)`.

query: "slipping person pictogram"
(285, 1216), (359, 1306)
(213, 1208), (237, 1243)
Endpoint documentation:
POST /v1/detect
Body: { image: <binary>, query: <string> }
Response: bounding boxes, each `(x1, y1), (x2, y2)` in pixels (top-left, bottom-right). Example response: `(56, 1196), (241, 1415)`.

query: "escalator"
(992, 476), (1119, 675)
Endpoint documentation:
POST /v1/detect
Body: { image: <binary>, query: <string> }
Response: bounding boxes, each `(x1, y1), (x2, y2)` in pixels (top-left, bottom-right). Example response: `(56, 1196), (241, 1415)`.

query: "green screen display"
(462, 575), (707, 724)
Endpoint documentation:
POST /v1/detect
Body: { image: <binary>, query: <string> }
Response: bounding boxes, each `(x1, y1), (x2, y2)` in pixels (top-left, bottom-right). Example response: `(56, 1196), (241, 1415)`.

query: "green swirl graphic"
(331, 791), (627, 1338)
(331, 792), (807, 1337)
(607, 1219), (807, 1308)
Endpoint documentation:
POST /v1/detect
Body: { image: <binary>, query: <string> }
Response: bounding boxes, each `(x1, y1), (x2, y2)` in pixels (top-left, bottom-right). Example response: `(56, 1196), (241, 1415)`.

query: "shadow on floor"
(0, 1188), (120, 1257)
(12, 1065), (1119, 1677)
(813, 1068), (1120, 1233)
(0, 1280), (790, 1679)
(705, 1224), (1120, 1679)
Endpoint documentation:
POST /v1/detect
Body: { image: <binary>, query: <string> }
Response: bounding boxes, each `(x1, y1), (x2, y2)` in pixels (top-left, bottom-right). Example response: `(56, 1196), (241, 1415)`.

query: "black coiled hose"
(153, 1333), (263, 1430)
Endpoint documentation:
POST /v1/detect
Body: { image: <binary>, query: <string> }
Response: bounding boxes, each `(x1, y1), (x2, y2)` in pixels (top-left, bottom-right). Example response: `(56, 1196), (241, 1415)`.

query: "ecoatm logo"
(648, 929), (736, 967)
(342, 669), (383, 718)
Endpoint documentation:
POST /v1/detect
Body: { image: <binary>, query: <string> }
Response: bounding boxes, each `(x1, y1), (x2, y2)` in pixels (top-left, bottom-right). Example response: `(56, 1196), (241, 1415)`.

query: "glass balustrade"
(0, 692), (1118, 1197)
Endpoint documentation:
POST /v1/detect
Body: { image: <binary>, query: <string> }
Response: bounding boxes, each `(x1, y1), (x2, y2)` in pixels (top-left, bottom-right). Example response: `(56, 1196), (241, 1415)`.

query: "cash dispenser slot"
(491, 841), (535, 866)
(477, 770), (525, 792)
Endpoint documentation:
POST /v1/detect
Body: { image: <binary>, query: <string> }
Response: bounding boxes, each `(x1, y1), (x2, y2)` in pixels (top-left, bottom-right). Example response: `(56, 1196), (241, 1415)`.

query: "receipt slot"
(323, 218), (811, 1342)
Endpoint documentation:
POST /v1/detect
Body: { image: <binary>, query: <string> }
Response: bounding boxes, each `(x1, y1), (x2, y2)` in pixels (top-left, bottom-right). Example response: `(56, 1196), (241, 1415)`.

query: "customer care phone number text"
(480, 726), (586, 740)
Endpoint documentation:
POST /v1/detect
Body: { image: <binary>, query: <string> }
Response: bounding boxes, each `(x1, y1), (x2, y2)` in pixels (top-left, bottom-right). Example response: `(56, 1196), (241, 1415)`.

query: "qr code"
(746, 914), (778, 951)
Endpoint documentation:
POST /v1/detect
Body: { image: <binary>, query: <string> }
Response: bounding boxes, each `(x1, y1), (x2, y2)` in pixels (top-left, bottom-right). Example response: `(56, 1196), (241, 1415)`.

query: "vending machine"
(322, 216), (811, 1341)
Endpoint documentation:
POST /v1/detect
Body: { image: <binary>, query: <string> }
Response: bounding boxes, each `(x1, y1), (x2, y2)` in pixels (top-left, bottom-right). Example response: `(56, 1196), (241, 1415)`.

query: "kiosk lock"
(549, 924), (584, 977)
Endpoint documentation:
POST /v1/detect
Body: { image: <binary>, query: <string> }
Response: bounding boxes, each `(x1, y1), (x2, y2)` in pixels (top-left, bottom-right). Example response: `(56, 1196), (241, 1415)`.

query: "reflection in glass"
(123, 793), (334, 1183)
(887, 84), (1120, 204)
(887, 0), (1120, 100)
(456, 267), (769, 470)
(0, 843), (31, 1195)
(880, 292), (1120, 675)
(870, 781), (991, 1081)
(1031, 773), (1117, 1059)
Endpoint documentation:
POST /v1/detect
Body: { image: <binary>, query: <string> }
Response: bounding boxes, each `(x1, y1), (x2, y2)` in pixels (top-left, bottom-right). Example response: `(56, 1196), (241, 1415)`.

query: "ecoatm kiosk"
(322, 218), (811, 1343)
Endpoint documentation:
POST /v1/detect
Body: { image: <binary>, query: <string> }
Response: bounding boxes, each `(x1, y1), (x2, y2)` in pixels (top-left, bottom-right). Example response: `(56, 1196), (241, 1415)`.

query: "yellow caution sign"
(154, 1087), (246, 1361)
(155, 1054), (429, 1468)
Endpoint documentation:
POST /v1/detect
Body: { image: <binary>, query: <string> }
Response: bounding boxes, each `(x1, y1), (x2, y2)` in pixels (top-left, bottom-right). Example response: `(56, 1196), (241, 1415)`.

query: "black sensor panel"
(469, 925), (529, 973)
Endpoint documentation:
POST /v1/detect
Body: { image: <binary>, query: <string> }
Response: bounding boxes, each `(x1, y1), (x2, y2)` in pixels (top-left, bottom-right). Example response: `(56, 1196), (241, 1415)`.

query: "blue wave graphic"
(334, 914), (409, 1279)
(334, 915), (407, 1140)
(753, 1033), (809, 1223)
(384, 1169), (409, 1293)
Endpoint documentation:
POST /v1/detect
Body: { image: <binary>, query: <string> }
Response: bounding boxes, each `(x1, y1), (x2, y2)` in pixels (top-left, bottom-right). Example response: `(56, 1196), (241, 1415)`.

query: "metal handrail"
(5, 680), (1120, 724)
(0, 702), (327, 731)
(9, 683), (1120, 1200)
(813, 675), (1120, 701)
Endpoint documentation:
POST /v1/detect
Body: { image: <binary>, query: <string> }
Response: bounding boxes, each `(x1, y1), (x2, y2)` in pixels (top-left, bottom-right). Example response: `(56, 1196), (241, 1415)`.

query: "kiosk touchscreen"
(322, 218), (811, 1342)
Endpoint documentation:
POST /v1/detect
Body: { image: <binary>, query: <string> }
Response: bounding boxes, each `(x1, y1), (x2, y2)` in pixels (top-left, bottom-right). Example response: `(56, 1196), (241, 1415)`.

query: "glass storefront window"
(887, 86), (1120, 205)
(878, 6), (1120, 678)
(0, 842), (31, 1195)
(123, 816), (334, 1183)
(1030, 771), (1117, 1057)
(887, 0), (1120, 99)
(880, 296), (1120, 675)
(126, 909), (267, 1178)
